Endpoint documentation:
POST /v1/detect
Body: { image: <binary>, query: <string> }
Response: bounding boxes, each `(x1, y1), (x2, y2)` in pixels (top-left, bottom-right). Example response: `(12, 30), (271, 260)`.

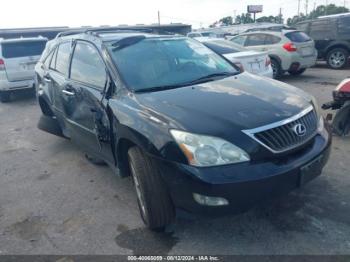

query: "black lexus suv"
(35, 28), (331, 230)
(296, 13), (350, 69)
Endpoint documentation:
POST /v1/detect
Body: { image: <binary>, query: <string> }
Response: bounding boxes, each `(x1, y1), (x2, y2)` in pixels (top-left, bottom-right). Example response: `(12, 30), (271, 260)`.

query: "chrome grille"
(243, 106), (318, 153)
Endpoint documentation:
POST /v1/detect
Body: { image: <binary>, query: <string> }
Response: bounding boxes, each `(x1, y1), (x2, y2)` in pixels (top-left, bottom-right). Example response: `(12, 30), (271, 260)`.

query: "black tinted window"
(245, 34), (266, 46)
(285, 31), (311, 42)
(55, 42), (71, 75)
(309, 19), (336, 39)
(265, 35), (281, 44)
(70, 42), (107, 89)
(1, 40), (47, 59)
(338, 16), (350, 37)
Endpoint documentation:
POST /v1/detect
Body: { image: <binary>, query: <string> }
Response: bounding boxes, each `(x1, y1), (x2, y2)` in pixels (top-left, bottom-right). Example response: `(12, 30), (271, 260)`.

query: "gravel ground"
(0, 63), (350, 255)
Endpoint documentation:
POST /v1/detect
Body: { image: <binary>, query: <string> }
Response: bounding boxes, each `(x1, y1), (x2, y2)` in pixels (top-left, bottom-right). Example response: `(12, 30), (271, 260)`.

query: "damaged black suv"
(35, 28), (331, 230)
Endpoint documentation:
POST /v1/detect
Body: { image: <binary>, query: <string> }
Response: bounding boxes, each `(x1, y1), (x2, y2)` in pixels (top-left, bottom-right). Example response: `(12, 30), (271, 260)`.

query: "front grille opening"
(252, 109), (318, 153)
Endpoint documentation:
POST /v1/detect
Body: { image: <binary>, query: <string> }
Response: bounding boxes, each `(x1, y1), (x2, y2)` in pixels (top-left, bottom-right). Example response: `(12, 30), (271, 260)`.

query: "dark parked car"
(35, 28), (331, 230)
(296, 13), (350, 69)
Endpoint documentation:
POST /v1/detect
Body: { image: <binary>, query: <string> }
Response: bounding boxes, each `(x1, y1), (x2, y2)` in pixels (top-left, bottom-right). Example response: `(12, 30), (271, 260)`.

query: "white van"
(0, 37), (47, 102)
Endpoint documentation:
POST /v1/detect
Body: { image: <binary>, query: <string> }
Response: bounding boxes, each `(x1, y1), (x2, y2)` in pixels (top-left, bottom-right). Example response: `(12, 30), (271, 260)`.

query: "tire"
(326, 48), (349, 69)
(271, 59), (282, 79)
(0, 91), (10, 103)
(128, 146), (175, 230)
(288, 68), (306, 76)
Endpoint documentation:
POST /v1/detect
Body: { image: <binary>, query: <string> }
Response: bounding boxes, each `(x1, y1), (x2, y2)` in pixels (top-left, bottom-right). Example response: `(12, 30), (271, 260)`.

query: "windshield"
(1, 40), (47, 59)
(107, 37), (237, 92)
(203, 40), (245, 54)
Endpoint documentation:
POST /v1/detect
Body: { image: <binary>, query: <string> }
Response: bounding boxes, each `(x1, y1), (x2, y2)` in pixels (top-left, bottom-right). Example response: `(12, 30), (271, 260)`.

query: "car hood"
(135, 72), (313, 134)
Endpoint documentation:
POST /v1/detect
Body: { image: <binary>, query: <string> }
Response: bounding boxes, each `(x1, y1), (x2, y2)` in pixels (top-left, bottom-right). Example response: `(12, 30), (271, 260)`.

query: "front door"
(62, 40), (114, 164)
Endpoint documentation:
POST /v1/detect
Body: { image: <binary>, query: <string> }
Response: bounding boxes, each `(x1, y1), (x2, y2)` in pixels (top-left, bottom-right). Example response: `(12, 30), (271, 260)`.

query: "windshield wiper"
(134, 72), (237, 93)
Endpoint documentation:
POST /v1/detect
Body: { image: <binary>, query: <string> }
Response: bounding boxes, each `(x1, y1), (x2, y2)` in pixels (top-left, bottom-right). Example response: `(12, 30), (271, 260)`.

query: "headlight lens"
(170, 130), (250, 167)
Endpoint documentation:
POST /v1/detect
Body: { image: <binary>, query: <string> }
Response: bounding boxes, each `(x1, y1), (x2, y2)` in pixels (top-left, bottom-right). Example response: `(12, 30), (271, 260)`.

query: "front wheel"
(128, 146), (175, 231)
(327, 48), (349, 69)
(288, 68), (306, 76)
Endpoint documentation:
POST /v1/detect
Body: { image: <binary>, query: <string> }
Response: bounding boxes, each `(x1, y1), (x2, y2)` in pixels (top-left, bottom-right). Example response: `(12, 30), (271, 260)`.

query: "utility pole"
(305, 0), (309, 16)
(158, 11), (160, 26)
(325, 0), (328, 15)
(279, 8), (282, 24)
(313, 2), (316, 18)
(298, 0), (301, 16)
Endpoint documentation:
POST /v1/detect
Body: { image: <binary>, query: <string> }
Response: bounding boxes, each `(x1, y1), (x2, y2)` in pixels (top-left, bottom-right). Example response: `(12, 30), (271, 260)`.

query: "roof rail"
(55, 29), (88, 38)
(85, 26), (154, 35)
(55, 26), (154, 38)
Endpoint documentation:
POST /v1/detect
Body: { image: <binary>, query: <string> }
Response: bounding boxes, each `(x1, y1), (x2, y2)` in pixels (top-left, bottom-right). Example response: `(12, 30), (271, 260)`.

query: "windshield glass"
(106, 37), (237, 92)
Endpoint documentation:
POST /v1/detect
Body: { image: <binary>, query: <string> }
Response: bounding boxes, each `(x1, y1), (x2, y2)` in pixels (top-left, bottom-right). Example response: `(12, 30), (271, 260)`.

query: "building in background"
(0, 24), (192, 39)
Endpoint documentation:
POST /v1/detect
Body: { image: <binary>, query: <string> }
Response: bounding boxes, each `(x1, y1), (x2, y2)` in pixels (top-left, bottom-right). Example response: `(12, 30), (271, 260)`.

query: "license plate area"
(299, 154), (323, 186)
(301, 47), (313, 57)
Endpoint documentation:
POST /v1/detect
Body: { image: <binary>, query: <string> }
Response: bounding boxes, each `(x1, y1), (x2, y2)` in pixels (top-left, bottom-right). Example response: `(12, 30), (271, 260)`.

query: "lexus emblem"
(292, 123), (307, 137)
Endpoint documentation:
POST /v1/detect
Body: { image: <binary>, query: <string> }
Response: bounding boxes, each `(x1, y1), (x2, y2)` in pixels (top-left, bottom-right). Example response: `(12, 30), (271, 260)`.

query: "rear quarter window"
(285, 31), (311, 43)
(338, 16), (350, 38)
(1, 40), (47, 59)
(309, 19), (336, 40)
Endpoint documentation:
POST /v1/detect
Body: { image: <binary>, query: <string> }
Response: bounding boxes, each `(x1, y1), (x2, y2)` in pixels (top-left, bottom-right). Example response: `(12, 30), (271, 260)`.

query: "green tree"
(235, 13), (254, 24)
(256, 15), (284, 24)
(219, 16), (233, 26)
(287, 4), (349, 25)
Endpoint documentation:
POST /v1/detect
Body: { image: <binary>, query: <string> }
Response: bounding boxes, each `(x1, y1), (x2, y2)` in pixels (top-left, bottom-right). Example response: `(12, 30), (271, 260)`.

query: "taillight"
(283, 42), (297, 52)
(265, 57), (271, 67)
(234, 62), (244, 72)
(0, 59), (5, 71)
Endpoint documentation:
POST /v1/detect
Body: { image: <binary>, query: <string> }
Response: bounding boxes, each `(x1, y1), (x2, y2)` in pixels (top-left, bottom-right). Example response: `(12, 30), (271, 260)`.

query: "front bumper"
(158, 132), (331, 216)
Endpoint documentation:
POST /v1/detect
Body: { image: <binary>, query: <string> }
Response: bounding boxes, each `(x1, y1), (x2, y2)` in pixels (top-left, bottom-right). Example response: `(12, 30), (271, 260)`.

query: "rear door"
(63, 40), (113, 163)
(48, 41), (72, 115)
(1, 39), (47, 81)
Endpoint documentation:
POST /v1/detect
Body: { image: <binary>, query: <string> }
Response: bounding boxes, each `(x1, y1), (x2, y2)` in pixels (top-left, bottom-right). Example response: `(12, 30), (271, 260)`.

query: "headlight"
(170, 130), (250, 167)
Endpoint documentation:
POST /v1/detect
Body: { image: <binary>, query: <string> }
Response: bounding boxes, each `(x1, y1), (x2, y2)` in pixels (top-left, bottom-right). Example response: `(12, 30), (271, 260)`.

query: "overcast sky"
(0, 0), (348, 29)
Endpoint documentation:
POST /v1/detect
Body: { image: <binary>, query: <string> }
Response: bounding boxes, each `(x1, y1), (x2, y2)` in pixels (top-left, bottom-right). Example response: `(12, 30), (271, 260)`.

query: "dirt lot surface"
(0, 64), (350, 255)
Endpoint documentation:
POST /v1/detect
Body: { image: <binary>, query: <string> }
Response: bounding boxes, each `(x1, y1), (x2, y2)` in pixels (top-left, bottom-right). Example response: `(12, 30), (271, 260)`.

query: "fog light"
(193, 193), (229, 206)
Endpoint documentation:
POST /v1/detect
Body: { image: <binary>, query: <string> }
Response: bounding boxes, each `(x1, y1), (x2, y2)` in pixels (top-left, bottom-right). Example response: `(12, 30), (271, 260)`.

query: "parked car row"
(187, 13), (350, 72)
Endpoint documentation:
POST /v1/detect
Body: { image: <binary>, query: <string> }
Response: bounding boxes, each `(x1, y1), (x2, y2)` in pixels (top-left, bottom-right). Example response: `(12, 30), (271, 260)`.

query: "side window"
(54, 42), (71, 75)
(44, 48), (55, 68)
(230, 35), (246, 46)
(245, 34), (266, 46)
(309, 19), (335, 39)
(49, 47), (58, 70)
(265, 35), (281, 45)
(70, 42), (107, 89)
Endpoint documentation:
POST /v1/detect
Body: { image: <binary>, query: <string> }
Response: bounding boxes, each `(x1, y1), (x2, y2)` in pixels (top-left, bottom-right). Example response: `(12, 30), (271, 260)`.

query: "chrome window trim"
(242, 105), (317, 153)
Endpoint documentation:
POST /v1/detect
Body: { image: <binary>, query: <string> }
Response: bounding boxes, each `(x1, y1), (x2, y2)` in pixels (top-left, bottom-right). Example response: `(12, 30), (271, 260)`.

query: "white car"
(0, 36), (47, 102)
(230, 30), (317, 78)
(197, 37), (273, 78)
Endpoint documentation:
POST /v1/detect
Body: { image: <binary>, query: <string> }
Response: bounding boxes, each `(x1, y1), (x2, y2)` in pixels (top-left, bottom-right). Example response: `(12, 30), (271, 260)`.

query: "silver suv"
(230, 30), (317, 78)
(0, 37), (47, 102)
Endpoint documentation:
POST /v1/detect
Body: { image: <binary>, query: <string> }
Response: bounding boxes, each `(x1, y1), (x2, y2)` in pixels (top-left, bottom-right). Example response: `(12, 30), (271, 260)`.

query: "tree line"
(211, 4), (348, 27)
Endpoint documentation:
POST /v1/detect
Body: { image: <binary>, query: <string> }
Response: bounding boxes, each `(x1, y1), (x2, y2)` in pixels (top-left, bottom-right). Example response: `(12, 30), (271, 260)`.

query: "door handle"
(62, 90), (75, 96)
(43, 75), (51, 82)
